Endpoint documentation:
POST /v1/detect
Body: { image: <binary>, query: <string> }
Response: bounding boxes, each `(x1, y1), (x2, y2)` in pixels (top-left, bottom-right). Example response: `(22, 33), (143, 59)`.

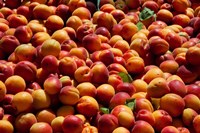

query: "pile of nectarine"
(0, 0), (200, 132)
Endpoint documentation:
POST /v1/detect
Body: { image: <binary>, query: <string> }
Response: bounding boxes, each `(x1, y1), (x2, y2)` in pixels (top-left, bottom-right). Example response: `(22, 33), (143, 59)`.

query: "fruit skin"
(109, 92), (131, 109)
(12, 91), (33, 114)
(110, 104), (133, 117)
(107, 63), (128, 74)
(43, 76), (62, 95)
(59, 85), (80, 106)
(76, 82), (96, 98)
(176, 65), (198, 84)
(56, 105), (75, 117)
(183, 93), (200, 113)
(0, 107), (4, 120)
(72, 7), (91, 20)
(152, 109), (173, 132)
(51, 116), (64, 133)
(0, 62), (14, 82)
(159, 60), (179, 74)
(59, 56), (77, 77)
(0, 7), (14, 18)
(182, 108), (198, 127)
(125, 56), (145, 74)
(1, 94), (16, 115)
(96, 83), (115, 106)
(2, 0), (200, 133)
(135, 98), (154, 113)
(186, 46), (200, 66)
(55, 4), (71, 22)
(76, 96), (99, 118)
(161, 126), (179, 133)
(14, 61), (37, 83)
(90, 62), (109, 85)
(62, 115), (84, 133)
(32, 89), (51, 110)
(45, 15), (64, 31)
(69, 47), (89, 61)
(76, 24), (94, 42)
(186, 84), (200, 98)
(149, 36), (169, 55)
(131, 120), (155, 133)
(0, 120), (14, 133)
(125, 0), (141, 9)
(118, 111), (135, 129)
(130, 38), (148, 57)
(177, 127), (190, 133)
(96, 12), (117, 31)
(172, 0), (191, 13)
(51, 29), (70, 44)
(82, 33), (102, 53)
(14, 25), (33, 44)
(147, 77), (170, 98)
(5, 75), (26, 95)
(112, 127), (130, 133)
(68, 0), (87, 12)
(36, 109), (56, 125)
(14, 44), (37, 62)
(0, 80), (7, 102)
(98, 114), (119, 133)
(0, 35), (20, 55)
(7, 14), (28, 28)
(41, 55), (59, 73)
(40, 39), (61, 58)
(160, 93), (185, 117)
(108, 74), (123, 90)
(14, 113), (37, 133)
(0, 22), (9, 33)
(157, 9), (173, 24)
(66, 15), (83, 31)
(16, 5), (32, 20)
(27, 21), (46, 35)
(136, 109), (155, 126)
(74, 65), (93, 83)
(143, 67), (164, 84)
(4, 0), (21, 9)
(116, 82), (136, 96)
(99, 49), (114, 66)
(120, 22), (138, 42)
(30, 122), (53, 133)
(32, 4), (54, 20)
(168, 79), (187, 97)
(192, 114), (200, 132)
(61, 39), (77, 52)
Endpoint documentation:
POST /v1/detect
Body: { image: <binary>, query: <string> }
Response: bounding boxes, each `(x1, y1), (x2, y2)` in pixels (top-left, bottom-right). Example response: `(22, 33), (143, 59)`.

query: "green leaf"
(100, 107), (110, 114)
(97, 0), (100, 10)
(139, 7), (155, 21)
(136, 21), (144, 31)
(118, 72), (133, 83)
(125, 98), (136, 111)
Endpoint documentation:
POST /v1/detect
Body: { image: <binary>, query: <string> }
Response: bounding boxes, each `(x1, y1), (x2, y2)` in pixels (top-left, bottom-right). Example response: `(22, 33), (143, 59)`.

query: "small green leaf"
(97, 0), (100, 10)
(125, 98), (136, 111)
(100, 107), (110, 114)
(139, 7), (155, 21)
(153, 14), (157, 21)
(118, 72), (133, 83)
(136, 21), (144, 31)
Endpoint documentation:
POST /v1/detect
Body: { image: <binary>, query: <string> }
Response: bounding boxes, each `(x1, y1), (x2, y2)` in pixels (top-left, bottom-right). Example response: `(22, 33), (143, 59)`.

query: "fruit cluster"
(0, 0), (200, 132)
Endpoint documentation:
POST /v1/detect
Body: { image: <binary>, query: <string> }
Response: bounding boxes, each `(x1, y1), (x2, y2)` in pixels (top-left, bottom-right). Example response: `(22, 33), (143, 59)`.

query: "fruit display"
(0, 0), (200, 132)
